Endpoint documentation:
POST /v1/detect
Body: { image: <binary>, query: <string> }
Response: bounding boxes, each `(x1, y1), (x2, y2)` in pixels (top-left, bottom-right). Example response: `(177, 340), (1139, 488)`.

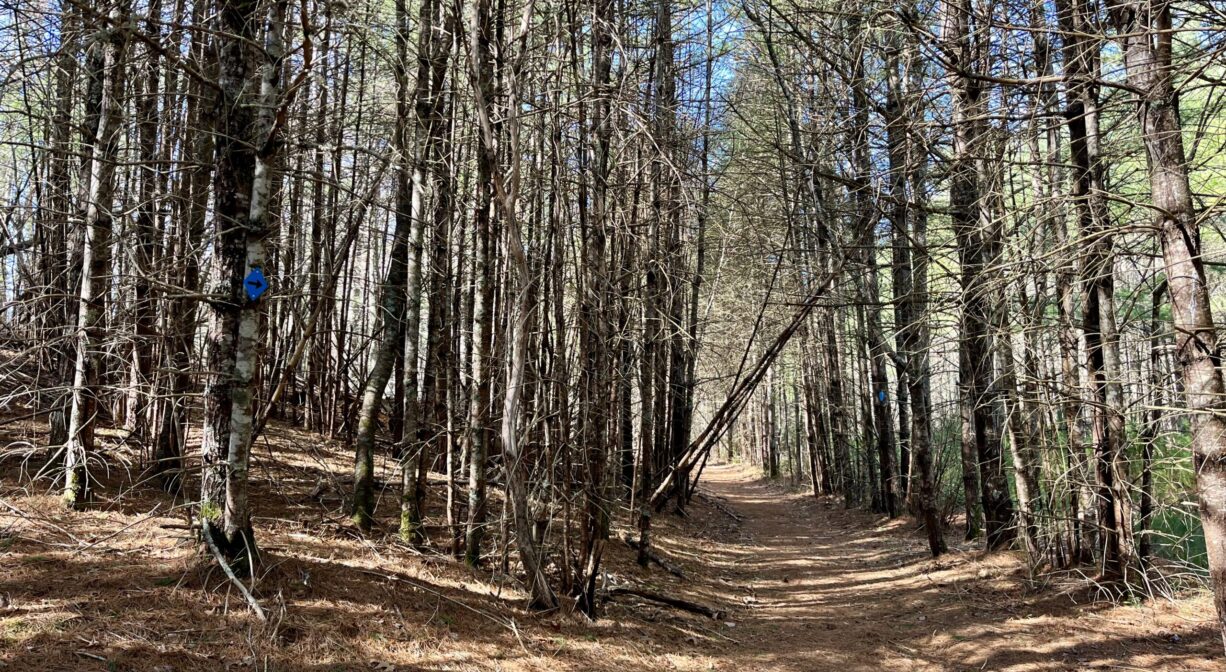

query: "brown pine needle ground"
(1, 418), (1220, 671)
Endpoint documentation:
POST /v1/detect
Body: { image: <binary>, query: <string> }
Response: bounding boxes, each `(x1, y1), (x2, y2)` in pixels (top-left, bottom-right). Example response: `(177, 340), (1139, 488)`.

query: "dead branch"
(620, 533), (686, 579)
(605, 585), (726, 620)
(694, 491), (744, 522)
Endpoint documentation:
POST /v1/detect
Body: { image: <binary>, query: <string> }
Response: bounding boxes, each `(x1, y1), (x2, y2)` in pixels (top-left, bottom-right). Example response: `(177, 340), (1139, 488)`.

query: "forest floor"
(1, 418), (1223, 671)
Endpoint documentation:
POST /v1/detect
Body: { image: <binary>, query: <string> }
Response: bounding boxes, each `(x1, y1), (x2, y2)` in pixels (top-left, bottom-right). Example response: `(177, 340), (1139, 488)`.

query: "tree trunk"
(941, 0), (1013, 549)
(1107, 0), (1226, 645)
(351, 0), (421, 530)
(127, 0), (163, 442)
(468, 0), (558, 610)
(63, 8), (128, 508)
(1139, 281), (1165, 563)
(200, 0), (288, 567)
(156, 5), (214, 491)
(1059, 0), (1133, 580)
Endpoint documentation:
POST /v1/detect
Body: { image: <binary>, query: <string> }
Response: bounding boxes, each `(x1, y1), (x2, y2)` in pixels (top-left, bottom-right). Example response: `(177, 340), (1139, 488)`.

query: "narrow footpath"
(654, 463), (1219, 671)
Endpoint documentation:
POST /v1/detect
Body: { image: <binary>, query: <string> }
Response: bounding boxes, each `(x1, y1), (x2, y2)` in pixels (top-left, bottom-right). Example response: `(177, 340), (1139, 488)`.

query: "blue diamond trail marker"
(245, 268), (269, 302)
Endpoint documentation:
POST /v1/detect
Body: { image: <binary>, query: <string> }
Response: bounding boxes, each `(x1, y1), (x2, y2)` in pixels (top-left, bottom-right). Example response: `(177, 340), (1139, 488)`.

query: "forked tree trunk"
(200, 0), (288, 567)
(468, 0), (557, 611)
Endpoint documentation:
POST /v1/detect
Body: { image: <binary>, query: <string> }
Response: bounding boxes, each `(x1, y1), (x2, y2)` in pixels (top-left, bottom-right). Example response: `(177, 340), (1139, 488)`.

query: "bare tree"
(63, 3), (129, 507)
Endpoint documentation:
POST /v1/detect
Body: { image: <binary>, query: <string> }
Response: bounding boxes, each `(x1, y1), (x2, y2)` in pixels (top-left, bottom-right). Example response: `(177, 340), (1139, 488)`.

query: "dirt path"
(1, 419), (1220, 672)
(671, 463), (1219, 672)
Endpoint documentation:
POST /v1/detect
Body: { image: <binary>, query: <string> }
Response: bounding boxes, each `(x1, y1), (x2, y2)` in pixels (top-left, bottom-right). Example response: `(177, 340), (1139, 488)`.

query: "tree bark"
(127, 0), (163, 442)
(1058, 0), (1133, 580)
(468, 0), (558, 610)
(351, 0), (420, 530)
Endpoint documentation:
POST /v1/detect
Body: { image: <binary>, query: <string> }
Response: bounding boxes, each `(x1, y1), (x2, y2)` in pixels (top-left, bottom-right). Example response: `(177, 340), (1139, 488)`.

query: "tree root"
(202, 525), (267, 622)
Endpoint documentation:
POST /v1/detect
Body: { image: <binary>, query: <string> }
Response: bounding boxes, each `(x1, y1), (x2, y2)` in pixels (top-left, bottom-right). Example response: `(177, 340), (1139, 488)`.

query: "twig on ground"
(688, 620), (742, 644)
(74, 504), (162, 554)
(0, 498), (85, 544)
(352, 567), (530, 654)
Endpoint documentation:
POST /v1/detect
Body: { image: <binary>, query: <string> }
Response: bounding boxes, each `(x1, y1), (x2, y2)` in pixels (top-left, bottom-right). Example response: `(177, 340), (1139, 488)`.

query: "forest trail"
(671, 464), (1221, 671)
(4, 0), (1226, 664)
(0, 427), (1220, 672)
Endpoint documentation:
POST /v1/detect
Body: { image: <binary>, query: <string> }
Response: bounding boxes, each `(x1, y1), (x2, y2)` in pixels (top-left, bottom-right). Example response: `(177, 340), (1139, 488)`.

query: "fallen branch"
(620, 533), (685, 579)
(695, 491), (743, 522)
(74, 504), (162, 554)
(352, 568), (529, 654)
(0, 498), (84, 545)
(606, 585), (726, 619)
(202, 525), (267, 623)
(0, 407), (48, 426)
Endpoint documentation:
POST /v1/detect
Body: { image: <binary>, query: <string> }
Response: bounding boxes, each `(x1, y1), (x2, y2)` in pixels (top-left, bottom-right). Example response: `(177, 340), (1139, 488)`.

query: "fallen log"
(620, 533), (686, 579)
(606, 585), (726, 620)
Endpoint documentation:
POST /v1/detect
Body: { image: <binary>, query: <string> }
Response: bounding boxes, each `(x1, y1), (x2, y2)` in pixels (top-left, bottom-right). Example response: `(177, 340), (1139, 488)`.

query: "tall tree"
(940, 0), (1013, 549)
(63, 3), (129, 507)
(464, 0), (495, 560)
(468, 0), (558, 610)
(576, 0), (617, 616)
(1061, 0), (1132, 581)
(199, 0), (290, 565)
(1106, 0), (1226, 647)
(884, 25), (945, 555)
(350, 0), (421, 532)
(126, 0), (163, 442)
